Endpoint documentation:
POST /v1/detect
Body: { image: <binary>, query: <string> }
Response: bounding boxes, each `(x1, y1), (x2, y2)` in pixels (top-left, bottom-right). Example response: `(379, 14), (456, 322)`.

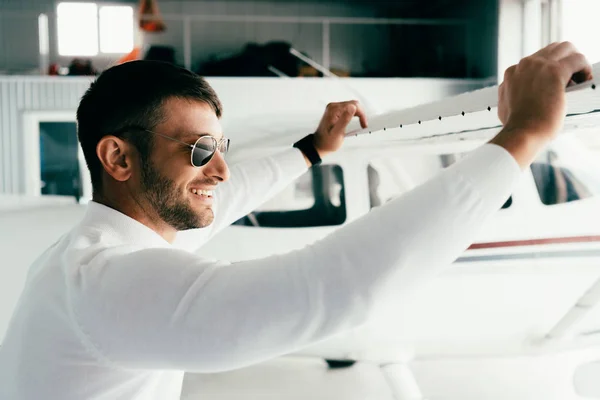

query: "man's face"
(139, 98), (229, 231)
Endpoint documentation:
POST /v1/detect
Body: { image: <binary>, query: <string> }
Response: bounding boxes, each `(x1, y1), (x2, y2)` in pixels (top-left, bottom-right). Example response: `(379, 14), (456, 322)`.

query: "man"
(0, 42), (592, 399)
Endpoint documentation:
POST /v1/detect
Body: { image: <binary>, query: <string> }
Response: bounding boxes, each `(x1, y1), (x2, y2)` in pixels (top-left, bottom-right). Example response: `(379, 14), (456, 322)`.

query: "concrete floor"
(181, 357), (395, 399)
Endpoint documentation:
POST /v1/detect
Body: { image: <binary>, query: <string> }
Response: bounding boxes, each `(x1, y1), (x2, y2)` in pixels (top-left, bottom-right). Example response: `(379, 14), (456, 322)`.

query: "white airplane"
(191, 78), (600, 399)
(2, 67), (600, 399)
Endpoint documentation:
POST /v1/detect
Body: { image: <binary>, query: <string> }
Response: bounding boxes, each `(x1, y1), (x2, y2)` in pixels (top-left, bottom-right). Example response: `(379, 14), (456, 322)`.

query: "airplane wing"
(222, 62), (600, 163)
(344, 62), (600, 146)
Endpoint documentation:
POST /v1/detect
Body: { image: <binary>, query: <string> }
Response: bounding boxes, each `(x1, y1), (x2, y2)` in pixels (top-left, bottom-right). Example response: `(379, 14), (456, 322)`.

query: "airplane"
(192, 80), (600, 399)
(2, 65), (600, 399)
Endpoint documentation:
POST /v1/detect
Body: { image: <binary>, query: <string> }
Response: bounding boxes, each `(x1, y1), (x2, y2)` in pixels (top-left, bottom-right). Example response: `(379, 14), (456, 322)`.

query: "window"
(531, 149), (600, 206)
(99, 6), (134, 53)
(367, 163), (408, 209)
(39, 122), (82, 200)
(57, 3), (98, 56)
(57, 2), (134, 56)
(233, 165), (346, 228)
(561, 0), (600, 63)
(38, 14), (50, 56)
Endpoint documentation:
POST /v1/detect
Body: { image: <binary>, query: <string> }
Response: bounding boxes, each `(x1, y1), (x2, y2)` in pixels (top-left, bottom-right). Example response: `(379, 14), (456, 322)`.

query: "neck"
(92, 191), (177, 243)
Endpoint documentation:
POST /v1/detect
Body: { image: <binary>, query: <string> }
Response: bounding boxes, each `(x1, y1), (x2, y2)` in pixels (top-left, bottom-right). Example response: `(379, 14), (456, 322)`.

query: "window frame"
(530, 161), (597, 207)
(233, 164), (347, 228)
(56, 1), (135, 57)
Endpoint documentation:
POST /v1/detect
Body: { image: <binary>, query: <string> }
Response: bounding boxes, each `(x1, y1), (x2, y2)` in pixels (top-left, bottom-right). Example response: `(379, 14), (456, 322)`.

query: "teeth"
(191, 189), (213, 196)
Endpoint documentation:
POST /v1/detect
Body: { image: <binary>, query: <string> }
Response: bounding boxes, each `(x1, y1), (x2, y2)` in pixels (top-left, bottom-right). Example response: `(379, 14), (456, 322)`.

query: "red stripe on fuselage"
(468, 235), (600, 250)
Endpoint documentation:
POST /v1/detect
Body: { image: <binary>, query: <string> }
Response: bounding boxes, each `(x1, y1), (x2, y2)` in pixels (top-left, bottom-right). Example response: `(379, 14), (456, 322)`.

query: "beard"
(140, 160), (214, 230)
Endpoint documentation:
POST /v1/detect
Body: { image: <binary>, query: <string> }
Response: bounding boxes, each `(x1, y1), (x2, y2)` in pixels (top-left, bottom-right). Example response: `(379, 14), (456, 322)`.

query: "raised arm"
(71, 142), (519, 372)
(175, 101), (368, 249)
(72, 42), (592, 372)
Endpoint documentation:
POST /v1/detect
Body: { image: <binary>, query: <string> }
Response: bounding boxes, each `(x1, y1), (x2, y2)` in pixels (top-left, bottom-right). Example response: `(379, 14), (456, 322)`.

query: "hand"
(498, 41), (592, 137)
(313, 100), (368, 158)
(491, 41), (593, 168)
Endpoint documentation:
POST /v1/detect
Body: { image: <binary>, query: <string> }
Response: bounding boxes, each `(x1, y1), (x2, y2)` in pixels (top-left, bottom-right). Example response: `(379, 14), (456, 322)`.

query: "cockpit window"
(233, 164), (346, 228)
(531, 147), (600, 205)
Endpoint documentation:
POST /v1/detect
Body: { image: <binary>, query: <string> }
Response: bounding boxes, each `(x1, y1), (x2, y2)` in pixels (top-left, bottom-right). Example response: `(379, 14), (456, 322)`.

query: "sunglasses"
(143, 129), (230, 167)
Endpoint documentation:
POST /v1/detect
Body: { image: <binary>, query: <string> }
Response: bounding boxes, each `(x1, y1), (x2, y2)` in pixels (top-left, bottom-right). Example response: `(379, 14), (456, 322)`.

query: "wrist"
(293, 133), (323, 167)
(502, 116), (559, 142)
(311, 135), (330, 159)
(489, 126), (553, 169)
(315, 148), (331, 159)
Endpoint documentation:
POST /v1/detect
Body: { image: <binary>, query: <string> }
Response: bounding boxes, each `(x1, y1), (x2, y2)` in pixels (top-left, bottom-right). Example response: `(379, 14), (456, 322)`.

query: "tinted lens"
(192, 137), (216, 167)
(219, 139), (230, 155)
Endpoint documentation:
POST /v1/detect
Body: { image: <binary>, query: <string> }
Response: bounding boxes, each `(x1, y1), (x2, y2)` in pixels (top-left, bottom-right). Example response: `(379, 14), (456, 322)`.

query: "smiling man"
(0, 42), (593, 400)
(91, 95), (233, 241)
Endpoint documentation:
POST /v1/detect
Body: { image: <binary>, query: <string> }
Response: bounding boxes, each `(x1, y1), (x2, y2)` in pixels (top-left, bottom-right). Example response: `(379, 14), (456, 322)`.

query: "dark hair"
(76, 60), (222, 194)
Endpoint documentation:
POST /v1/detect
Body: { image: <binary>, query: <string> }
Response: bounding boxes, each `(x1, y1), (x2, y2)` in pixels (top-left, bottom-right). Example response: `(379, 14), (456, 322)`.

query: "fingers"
(534, 41), (577, 60)
(353, 102), (368, 128)
(547, 41), (579, 60)
(536, 41), (592, 84)
(533, 41), (560, 57)
(516, 41), (593, 87)
(503, 65), (516, 83)
(558, 52), (593, 85)
(324, 100), (368, 130)
(332, 103), (358, 133)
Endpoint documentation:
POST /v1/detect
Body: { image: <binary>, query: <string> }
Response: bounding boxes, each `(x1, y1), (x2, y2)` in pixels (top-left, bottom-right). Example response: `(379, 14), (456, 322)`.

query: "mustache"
(188, 179), (219, 187)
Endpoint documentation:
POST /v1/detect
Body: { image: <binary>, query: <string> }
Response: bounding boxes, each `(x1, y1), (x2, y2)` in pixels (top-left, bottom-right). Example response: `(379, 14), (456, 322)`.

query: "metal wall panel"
(0, 77), (92, 193)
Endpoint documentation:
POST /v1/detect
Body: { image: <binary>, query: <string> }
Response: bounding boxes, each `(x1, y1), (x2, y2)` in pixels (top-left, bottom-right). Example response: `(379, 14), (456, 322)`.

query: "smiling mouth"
(190, 188), (214, 198)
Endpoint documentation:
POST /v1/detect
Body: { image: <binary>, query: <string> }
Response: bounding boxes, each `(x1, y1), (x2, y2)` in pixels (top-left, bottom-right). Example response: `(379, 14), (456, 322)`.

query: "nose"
(202, 150), (230, 182)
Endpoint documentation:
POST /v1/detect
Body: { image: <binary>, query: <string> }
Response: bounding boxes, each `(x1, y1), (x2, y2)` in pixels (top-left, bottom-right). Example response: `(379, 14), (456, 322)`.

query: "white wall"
(498, 0), (525, 76)
(497, 0), (544, 78)
(0, 10), (43, 74)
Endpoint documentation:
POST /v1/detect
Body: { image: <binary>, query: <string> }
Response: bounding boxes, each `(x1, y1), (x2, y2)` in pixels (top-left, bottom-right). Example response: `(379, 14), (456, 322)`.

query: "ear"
(96, 136), (136, 183)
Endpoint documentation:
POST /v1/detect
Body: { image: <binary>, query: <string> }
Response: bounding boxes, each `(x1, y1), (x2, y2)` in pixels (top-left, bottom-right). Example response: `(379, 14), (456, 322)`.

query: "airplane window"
(232, 164), (346, 227)
(367, 163), (406, 208)
(530, 149), (599, 205)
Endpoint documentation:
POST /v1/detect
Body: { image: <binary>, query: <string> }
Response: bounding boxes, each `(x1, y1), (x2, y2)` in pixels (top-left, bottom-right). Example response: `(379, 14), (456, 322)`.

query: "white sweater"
(0, 145), (520, 400)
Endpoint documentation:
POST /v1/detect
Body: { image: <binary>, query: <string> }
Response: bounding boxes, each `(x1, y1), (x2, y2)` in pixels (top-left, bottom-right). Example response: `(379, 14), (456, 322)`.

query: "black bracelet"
(293, 133), (322, 166)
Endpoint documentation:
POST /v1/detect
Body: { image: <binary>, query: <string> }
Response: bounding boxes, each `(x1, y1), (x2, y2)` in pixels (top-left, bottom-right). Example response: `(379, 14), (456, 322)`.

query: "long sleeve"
(71, 144), (521, 373)
(173, 148), (308, 251)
